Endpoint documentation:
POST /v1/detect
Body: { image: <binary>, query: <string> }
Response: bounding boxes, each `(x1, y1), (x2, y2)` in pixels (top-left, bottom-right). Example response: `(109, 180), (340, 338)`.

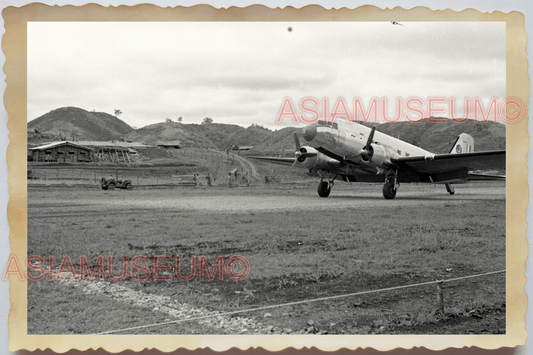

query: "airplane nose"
(302, 125), (317, 141)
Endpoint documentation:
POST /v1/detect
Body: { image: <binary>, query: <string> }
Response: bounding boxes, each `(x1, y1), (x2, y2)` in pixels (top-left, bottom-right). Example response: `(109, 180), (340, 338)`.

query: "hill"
(124, 122), (244, 148)
(28, 107), (133, 141)
(374, 118), (505, 153)
(125, 122), (279, 150)
(27, 106), (505, 154)
(219, 125), (275, 149)
(253, 127), (301, 152)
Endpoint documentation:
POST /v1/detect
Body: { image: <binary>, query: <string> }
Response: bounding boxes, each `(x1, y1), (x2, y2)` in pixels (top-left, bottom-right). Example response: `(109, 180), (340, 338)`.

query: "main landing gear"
(445, 183), (455, 195)
(382, 169), (400, 200)
(317, 172), (337, 198)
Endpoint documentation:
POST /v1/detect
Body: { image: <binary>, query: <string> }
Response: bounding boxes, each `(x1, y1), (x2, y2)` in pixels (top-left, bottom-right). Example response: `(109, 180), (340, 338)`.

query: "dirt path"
(210, 149), (261, 181)
(232, 153), (261, 181)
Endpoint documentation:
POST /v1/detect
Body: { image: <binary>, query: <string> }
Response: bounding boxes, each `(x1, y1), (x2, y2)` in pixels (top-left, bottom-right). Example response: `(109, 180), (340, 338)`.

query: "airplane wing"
(392, 150), (505, 183)
(468, 172), (506, 180)
(248, 156), (295, 166)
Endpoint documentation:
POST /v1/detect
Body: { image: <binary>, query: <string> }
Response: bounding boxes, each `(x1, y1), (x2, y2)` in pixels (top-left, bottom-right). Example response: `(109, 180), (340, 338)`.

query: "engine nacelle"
(361, 144), (388, 167)
(297, 146), (319, 168)
(297, 146), (339, 170)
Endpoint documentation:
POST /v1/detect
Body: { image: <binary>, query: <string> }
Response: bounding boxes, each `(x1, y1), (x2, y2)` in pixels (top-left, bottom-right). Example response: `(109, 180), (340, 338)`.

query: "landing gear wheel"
(126, 183), (133, 190)
(382, 181), (397, 199)
(445, 183), (455, 195)
(317, 181), (331, 197)
(108, 184), (116, 191)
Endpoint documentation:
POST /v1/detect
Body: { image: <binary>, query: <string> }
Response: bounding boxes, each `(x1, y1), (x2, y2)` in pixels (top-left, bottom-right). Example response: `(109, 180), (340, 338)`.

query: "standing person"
(242, 171), (249, 187)
(228, 172), (233, 188)
(206, 173), (212, 187)
(234, 169), (239, 185)
(193, 173), (199, 187)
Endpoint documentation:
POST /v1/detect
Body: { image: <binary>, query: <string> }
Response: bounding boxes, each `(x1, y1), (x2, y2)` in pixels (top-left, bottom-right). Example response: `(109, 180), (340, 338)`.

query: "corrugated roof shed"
(76, 141), (153, 148)
(156, 141), (181, 148)
(29, 141), (93, 151)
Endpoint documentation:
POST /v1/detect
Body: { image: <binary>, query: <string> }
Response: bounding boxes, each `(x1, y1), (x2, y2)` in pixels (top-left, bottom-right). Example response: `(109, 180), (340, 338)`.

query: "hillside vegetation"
(375, 118), (505, 153)
(28, 107), (133, 141)
(27, 107), (505, 154)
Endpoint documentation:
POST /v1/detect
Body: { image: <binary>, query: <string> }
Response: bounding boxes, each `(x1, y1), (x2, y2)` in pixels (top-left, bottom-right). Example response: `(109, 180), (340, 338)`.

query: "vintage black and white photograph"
(25, 18), (509, 340)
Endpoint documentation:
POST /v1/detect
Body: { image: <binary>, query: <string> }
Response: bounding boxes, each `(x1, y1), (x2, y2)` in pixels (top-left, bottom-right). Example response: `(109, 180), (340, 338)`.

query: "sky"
(27, 21), (506, 129)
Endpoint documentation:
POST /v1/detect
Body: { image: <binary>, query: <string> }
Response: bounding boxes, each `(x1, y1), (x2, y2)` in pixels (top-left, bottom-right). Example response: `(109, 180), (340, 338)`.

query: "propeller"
(283, 160), (298, 182)
(360, 126), (376, 161)
(293, 132), (300, 151)
(283, 132), (317, 182)
(293, 133), (318, 161)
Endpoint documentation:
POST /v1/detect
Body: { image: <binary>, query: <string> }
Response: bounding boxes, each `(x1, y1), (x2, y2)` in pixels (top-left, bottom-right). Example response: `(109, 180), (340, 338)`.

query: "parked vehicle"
(100, 177), (133, 190)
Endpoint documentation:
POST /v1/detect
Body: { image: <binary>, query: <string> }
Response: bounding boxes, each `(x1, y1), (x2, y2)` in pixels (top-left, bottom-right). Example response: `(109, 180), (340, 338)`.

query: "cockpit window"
(317, 120), (338, 130)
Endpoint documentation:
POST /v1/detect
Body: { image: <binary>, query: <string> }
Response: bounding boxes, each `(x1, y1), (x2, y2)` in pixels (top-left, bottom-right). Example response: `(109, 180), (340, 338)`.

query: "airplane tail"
(450, 133), (474, 154)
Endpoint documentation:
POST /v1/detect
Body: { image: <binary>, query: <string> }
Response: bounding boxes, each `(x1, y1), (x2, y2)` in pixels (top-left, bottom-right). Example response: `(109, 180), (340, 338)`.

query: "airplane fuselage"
(302, 119), (433, 174)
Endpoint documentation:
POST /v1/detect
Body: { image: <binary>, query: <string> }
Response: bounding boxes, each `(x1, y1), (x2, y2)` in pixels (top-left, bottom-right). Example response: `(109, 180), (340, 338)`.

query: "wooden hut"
(29, 141), (94, 163)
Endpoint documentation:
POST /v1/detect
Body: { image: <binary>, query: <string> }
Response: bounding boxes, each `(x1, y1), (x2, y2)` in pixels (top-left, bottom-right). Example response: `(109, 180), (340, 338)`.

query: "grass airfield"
(27, 181), (506, 335)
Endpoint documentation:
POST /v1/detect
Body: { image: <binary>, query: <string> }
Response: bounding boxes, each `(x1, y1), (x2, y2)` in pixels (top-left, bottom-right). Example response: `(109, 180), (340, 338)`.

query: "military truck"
(100, 177), (133, 190)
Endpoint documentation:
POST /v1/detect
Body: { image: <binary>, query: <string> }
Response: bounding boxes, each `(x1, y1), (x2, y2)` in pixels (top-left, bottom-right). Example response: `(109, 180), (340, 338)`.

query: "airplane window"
(317, 120), (332, 126)
(332, 123), (338, 130)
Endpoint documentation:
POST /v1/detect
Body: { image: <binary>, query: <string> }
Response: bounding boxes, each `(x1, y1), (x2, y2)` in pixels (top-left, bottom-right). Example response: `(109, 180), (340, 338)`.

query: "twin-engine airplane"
(254, 118), (505, 199)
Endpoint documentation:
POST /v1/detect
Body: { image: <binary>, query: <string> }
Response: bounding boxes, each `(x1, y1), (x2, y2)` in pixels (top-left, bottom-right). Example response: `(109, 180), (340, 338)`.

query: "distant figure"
(228, 173), (233, 188)
(193, 173), (199, 187)
(234, 170), (238, 184)
(206, 173), (212, 187)
(226, 149), (229, 156)
(242, 172), (249, 187)
(264, 175), (269, 184)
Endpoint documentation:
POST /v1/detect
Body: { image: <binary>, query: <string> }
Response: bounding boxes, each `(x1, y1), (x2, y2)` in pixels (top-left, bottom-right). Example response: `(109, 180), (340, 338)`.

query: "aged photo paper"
(3, 3), (528, 353)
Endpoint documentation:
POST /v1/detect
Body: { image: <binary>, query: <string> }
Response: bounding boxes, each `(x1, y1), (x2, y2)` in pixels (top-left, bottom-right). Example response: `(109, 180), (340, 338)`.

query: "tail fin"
(450, 133), (474, 154)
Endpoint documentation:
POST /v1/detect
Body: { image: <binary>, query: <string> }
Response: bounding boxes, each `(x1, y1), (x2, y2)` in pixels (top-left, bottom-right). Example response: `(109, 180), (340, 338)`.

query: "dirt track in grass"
(27, 181), (506, 335)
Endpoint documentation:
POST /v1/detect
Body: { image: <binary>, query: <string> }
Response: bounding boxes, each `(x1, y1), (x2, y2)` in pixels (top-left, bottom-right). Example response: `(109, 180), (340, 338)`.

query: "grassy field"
(27, 182), (506, 335)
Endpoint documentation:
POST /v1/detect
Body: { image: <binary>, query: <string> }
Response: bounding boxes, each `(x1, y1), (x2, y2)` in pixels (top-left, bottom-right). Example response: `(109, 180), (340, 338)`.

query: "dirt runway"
(29, 181), (505, 214)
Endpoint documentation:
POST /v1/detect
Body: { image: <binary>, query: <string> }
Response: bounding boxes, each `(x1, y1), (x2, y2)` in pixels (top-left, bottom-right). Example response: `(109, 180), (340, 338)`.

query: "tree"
(202, 117), (213, 125)
(177, 117), (183, 123)
(114, 109), (123, 117)
(165, 117), (173, 123)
